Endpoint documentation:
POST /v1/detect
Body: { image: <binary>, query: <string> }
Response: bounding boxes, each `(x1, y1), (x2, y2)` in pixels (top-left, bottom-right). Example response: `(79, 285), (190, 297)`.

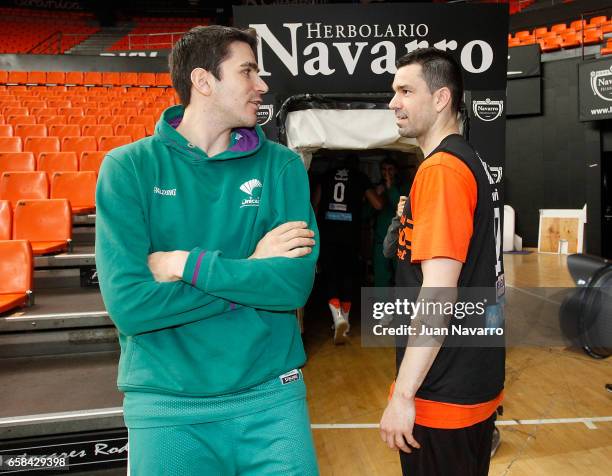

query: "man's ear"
(191, 68), (212, 97)
(434, 87), (452, 113)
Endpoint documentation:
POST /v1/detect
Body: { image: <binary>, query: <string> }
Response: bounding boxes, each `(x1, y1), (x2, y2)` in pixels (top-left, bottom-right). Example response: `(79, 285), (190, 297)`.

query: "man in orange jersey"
(379, 48), (505, 476)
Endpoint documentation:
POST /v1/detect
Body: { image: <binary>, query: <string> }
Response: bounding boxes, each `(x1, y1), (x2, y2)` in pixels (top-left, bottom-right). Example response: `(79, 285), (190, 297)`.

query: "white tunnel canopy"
(284, 109), (419, 169)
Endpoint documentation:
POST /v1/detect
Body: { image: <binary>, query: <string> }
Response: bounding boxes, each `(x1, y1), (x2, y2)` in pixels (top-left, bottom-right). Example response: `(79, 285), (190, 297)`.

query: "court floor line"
(312, 416), (612, 430)
(3, 409), (612, 430)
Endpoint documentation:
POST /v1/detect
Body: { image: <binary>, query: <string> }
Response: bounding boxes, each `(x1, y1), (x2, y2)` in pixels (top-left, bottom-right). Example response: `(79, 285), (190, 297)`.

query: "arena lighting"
(560, 254), (612, 359)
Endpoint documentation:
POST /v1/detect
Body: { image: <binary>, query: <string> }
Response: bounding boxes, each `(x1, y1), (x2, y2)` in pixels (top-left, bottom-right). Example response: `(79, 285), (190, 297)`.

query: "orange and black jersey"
(394, 134), (505, 425)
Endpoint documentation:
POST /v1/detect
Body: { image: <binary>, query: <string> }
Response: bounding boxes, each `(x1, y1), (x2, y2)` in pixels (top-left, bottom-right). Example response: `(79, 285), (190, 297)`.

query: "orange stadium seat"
(46, 72), (66, 84)
(51, 171), (96, 214)
(49, 124), (80, 140)
(113, 107), (138, 117)
(602, 38), (612, 55)
(120, 72), (138, 86)
(7, 115), (36, 127)
(23, 100), (46, 109)
(0, 200), (11, 240)
(24, 136), (60, 159)
(0, 171), (48, 207)
(62, 136), (97, 154)
(588, 16), (608, 27)
(27, 71), (46, 84)
(115, 123), (146, 141)
(561, 32), (580, 48)
(47, 100), (71, 108)
(99, 115), (127, 128)
(570, 19), (587, 31)
(129, 115), (155, 135)
(137, 73), (156, 87)
(59, 107), (84, 117)
(551, 23), (567, 34)
(0, 71), (8, 83)
(69, 115), (97, 126)
(38, 152), (78, 177)
(541, 36), (562, 52)
(14, 124), (47, 138)
(0, 125), (13, 136)
(12, 198), (72, 255)
(0, 137), (22, 152)
(82, 124), (113, 138)
(79, 151), (105, 174)
(65, 72), (84, 85)
(7, 71), (28, 84)
(533, 27), (548, 38)
(34, 108), (58, 118)
(98, 135), (132, 150)
(0, 240), (33, 313)
(102, 72), (121, 86)
(583, 28), (603, 46)
(83, 72), (102, 85)
(0, 152), (36, 174)
(4, 107), (28, 116)
(156, 73), (172, 87)
(38, 115), (66, 126)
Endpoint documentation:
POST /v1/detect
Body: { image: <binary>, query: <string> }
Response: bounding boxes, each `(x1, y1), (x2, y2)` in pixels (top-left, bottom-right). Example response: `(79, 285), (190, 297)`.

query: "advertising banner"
(579, 57), (612, 122)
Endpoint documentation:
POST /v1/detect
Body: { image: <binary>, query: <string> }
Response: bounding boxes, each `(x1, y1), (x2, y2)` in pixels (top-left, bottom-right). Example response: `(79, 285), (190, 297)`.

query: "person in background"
(313, 153), (383, 344)
(373, 157), (402, 287)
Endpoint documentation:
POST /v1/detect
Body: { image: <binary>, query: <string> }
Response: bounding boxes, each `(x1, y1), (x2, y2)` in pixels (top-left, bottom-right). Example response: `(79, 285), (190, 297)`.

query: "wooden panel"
(539, 217), (579, 253)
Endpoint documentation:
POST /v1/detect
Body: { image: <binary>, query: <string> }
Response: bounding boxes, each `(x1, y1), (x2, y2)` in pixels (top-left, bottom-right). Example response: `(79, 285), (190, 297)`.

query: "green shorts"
(126, 371), (318, 475)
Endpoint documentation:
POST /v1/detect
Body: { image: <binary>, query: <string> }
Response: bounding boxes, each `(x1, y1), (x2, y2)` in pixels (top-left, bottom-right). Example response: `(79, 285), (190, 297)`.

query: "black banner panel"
(507, 76), (541, 116)
(579, 57), (612, 122)
(466, 90), (507, 171)
(234, 4), (508, 94)
(507, 44), (541, 79)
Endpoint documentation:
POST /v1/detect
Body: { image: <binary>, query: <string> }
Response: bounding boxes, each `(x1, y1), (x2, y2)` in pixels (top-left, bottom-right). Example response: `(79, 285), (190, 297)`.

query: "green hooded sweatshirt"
(95, 106), (319, 416)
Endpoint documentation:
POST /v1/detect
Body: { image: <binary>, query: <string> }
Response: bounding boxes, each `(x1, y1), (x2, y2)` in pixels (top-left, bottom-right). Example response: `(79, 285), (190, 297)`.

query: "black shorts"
(400, 412), (496, 476)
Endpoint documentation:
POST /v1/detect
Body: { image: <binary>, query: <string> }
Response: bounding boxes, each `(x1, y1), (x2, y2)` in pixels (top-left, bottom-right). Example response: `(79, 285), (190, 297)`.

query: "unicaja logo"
(590, 66), (612, 102)
(240, 179), (263, 208)
(257, 104), (274, 126)
(473, 98), (504, 121)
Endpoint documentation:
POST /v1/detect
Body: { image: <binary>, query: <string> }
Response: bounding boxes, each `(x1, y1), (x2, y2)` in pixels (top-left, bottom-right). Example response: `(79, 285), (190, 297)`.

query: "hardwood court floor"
(302, 252), (612, 475)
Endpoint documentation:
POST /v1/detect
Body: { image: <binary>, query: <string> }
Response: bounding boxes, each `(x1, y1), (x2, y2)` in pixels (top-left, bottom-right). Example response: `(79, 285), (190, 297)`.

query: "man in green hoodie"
(96, 25), (320, 475)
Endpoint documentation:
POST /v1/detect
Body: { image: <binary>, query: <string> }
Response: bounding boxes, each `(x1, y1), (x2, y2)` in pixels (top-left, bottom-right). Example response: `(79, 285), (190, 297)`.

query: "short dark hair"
(396, 48), (463, 115)
(169, 25), (258, 106)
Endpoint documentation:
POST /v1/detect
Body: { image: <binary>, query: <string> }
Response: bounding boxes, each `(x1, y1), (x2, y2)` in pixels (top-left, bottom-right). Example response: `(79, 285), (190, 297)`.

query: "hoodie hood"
(156, 105), (265, 162)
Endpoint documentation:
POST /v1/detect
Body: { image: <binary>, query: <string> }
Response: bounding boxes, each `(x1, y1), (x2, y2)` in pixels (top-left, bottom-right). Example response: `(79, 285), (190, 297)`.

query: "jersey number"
(333, 182), (345, 203)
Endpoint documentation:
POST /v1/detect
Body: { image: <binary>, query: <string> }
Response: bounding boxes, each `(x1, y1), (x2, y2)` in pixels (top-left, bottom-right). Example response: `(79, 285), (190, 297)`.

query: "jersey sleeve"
(410, 157), (477, 263)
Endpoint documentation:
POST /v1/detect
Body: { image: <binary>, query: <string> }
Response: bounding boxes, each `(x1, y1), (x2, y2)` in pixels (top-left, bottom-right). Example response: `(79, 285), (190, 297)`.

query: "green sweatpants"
(128, 397), (319, 476)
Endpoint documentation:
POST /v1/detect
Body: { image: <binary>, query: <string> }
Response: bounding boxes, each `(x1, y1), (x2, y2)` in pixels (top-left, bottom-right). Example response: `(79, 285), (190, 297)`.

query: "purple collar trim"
(229, 128), (259, 153)
(167, 116), (259, 153)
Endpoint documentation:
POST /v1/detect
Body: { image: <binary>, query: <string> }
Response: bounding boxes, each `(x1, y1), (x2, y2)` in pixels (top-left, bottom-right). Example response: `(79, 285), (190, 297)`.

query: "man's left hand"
(379, 395), (421, 453)
(148, 251), (189, 282)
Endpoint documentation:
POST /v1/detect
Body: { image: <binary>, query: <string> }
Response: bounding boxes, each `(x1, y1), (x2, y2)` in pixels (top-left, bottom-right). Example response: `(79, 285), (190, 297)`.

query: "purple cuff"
(191, 251), (207, 286)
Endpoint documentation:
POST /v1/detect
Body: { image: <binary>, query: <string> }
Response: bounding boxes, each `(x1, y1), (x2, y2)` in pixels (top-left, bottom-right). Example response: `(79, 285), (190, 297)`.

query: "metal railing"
(26, 32), (97, 55)
(127, 31), (185, 51)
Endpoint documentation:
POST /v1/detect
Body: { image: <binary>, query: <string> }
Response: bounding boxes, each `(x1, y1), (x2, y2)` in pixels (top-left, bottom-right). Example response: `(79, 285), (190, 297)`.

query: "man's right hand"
(397, 196), (407, 217)
(249, 221), (315, 259)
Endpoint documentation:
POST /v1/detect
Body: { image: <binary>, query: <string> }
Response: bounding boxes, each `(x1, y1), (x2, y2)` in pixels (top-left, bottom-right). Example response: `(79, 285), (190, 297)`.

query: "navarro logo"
(590, 66), (612, 102)
(472, 98), (504, 122)
(257, 104), (274, 126)
(240, 179), (263, 208)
